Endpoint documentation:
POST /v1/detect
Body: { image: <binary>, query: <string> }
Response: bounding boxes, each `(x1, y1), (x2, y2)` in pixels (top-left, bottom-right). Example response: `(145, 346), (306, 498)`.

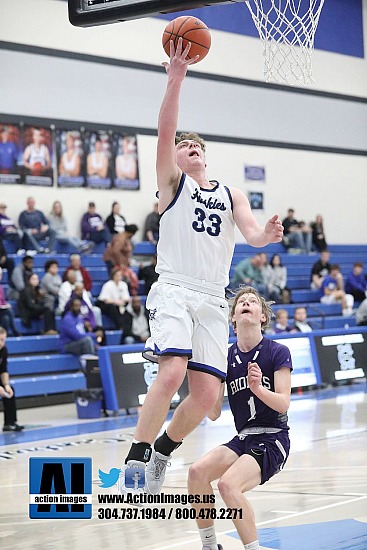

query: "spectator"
(282, 208), (312, 253)
(143, 202), (160, 244)
(95, 267), (133, 335)
(41, 260), (62, 311)
(291, 307), (313, 333)
(231, 254), (267, 298)
(320, 264), (354, 316)
(58, 132), (81, 177)
(0, 203), (23, 253)
(62, 254), (92, 293)
(59, 298), (97, 356)
(58, 270), (76, 314)
(0, 237), (16, 286)
(18, 196), (56, 254)
(115, 136), (138, 181)
(18, 273), (57, 334)
(8, 254), (34, 300)
(356, 299), (367, 326)
(105, 201), (127, 235)
(0, 327), (24, 431)
(49, 200), (94, 254)
(268, 253), (289, 303)
(138, 255), (158, 295)
(260, 252), (285, 303)
(0, 268), (19, 336)
(310, 214), (327, 252)
(67, 281), (103, 328)
(345, 262), (367, 303)
(272, 309), (293, 334)
(125, 296), (150, 344)
(0, 126), (18, 174)
(103, 224), (139, 271)
(81, 202), (110, 246)
(86, 138), (108, 179)
(310, 250), (331, 290)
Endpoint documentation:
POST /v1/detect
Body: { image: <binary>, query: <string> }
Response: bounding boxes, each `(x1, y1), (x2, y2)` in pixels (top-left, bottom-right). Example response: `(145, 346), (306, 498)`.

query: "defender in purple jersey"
(188, 287), (292, 550)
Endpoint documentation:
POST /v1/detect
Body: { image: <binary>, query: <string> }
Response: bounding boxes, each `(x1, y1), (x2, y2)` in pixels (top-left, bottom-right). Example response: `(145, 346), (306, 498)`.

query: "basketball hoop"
(245, 0), (325, 86)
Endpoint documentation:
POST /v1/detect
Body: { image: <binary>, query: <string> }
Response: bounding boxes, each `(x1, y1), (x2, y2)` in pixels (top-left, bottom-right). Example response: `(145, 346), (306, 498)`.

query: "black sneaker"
(3, 423), (24, 432)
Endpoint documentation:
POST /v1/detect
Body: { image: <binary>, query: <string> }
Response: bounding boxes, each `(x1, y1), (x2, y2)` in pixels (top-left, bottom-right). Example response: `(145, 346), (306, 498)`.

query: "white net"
(245, 0), (325, 86)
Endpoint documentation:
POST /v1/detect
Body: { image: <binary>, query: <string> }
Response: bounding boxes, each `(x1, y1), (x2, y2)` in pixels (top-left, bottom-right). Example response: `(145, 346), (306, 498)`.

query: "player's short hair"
(230, 286), (273, 329)
(175, 132), (206, 153)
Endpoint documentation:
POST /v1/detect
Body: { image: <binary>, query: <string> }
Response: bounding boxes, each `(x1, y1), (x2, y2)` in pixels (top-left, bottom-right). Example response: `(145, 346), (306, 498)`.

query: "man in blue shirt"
(18, 196), (56, 254)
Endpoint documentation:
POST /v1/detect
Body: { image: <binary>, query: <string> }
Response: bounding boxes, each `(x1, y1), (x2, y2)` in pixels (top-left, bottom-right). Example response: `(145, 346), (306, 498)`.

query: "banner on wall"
(248, 191), (264, 210)
(0, 123), (23, 185)
(84, 130), (112, 189)
(22, 126), (54, 187)
(56, 129), (85, 188)
(112, 133), (140, 190)
(245, 165), (266, 182)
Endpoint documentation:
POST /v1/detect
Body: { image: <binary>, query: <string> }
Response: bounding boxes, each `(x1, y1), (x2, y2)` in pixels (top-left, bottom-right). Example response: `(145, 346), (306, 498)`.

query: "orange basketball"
(162, 16), (211, 64)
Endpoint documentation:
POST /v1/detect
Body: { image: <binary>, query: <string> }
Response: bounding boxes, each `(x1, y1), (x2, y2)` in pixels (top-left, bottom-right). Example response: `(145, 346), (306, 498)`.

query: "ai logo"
(29, 457), (92, 519)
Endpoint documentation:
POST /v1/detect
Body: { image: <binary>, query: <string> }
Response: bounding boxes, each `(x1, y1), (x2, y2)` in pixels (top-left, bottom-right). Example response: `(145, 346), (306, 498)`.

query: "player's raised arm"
(231, 187), (284, 247)
(157, 38), (199, 206)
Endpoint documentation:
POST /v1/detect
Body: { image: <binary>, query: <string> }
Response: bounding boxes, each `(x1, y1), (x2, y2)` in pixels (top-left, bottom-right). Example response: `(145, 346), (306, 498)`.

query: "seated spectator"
(103, 224), (139, 271)
(291, 307), (313, 333)
(105, 201), (127, 235)
(231, 254), (267, 298)
(41, 259), (62, 311)
(18, 273), (57, 334)
(18, 196), (56, 254)
(95, 267), (133, 336)
(0, 327), (24, 431)
(67, 281), (103, 329)
(59, 298), (97, 356)
(8, 254), (34, 300)
(310, 214), (327, 252)
(125, 296), (150, 344)
(49, 200), (94, 254)
(0, 237), (15, 287)
(282, 208), (311, 253)
(261, 252), (287, 303)
(143, 202), (160, 244)
(356, 299), (367, 326)
(58, 271), (76, 314)
(62, 254), (92, 294)
(0, 268), (19, 336)
(320, 264), (354, 316)
(272, 309), (293, 334)
(81, 202), (110, 246)
(138, 255), (158, 295)
(345, 262), (367, 303)
(0, 203), (23, 253)
(310, 250), (331, 290)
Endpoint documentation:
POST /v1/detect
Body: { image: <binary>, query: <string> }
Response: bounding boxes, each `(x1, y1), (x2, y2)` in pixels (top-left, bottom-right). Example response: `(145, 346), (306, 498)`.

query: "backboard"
(68, 0), (246, 27)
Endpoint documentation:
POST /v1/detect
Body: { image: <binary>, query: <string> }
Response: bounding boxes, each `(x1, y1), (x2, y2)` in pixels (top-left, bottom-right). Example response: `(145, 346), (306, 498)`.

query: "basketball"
(162, 16), (211, 64)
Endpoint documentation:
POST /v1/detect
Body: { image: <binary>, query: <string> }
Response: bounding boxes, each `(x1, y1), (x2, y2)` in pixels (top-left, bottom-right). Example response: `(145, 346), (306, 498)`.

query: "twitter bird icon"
(98, 468), (121, 488)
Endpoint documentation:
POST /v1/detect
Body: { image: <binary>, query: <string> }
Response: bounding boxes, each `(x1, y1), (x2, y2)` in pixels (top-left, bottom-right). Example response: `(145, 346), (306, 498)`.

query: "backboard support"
(68, 0), (246, 28)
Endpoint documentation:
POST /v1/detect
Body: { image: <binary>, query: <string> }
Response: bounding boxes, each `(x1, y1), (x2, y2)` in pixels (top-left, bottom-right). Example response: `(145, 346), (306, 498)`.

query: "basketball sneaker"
(117, 460), (146, 495)
(145, 448), (171, 495)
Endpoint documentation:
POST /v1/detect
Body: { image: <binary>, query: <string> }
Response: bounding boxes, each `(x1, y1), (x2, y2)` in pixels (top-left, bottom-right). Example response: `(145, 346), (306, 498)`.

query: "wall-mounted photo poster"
(56, 129), (85, 187)
(0, 123), (23, 185)
(22, 126), (54, 186)
(112, 133), (140, 190)
(249, 191), (264, 210)
(85, 130), (112, 189)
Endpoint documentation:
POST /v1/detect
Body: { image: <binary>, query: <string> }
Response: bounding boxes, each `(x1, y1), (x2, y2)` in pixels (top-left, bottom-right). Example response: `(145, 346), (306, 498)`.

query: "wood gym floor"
(0, 383), (366, 550)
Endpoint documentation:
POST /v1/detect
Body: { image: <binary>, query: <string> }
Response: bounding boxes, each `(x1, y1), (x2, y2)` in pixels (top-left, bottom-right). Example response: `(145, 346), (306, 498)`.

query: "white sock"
(199, 526), (218, 549)
(244, 541), (260, 550)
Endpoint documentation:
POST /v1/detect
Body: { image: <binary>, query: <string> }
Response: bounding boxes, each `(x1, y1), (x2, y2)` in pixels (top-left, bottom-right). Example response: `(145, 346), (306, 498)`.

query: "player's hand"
(248, 361), (262, 393)
(265, 215), (284, 243)
(162, 37), (199, 76)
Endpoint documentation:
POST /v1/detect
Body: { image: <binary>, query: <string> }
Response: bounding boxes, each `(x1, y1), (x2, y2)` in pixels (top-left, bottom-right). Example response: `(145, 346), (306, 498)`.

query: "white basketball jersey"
(156, 174), (235, 290)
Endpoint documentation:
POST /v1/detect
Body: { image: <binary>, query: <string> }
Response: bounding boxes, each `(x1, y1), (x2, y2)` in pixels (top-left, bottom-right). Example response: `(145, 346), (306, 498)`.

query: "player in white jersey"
(23, 129), (51, 175)
(119, 38), (284, 496)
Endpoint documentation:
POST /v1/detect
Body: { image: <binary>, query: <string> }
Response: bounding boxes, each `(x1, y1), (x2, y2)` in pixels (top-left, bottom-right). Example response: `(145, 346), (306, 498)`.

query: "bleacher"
(1, 241), (366, 407)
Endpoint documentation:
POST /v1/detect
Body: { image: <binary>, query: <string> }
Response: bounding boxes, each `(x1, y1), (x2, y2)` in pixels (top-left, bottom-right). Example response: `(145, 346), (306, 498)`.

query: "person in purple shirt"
(59, 298), (97, 356)
(188, 286), (292, 550)
(345, 262), (367, 303)
(81, 202), (110, 245)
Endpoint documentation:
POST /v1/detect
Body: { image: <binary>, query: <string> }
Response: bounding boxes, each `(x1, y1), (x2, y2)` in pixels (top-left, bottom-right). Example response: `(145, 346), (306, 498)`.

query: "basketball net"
(245, 0), (325, 86)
